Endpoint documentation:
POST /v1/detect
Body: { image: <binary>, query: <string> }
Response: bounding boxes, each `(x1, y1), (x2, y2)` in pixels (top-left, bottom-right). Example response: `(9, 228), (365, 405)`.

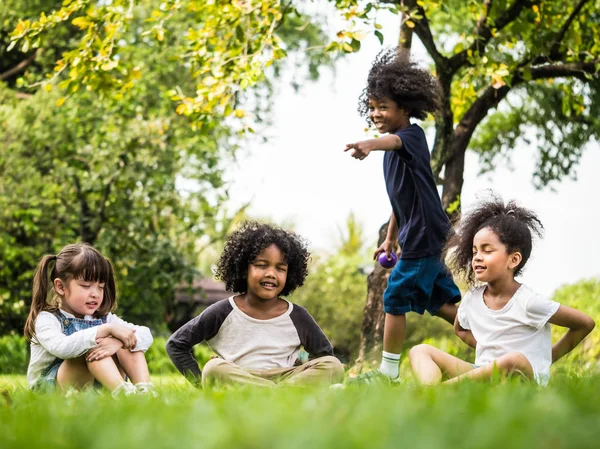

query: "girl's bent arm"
(454, 314), (477, 349)
(105, 314), (153, 352)
(548, 305), (595, 363)
(34, 312), (99, 359)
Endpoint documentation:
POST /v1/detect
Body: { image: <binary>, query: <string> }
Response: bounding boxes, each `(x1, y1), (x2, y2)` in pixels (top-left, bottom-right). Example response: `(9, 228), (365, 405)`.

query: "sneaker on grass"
(346, 370), (399, 385)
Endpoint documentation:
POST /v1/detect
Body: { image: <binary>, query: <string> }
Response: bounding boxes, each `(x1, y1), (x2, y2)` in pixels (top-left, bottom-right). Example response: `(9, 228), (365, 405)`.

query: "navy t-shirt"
(383, 124), (451, 259)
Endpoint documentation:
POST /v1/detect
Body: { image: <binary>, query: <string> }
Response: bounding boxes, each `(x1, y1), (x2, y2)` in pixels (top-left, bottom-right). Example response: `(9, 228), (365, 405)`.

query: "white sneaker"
(111, 382), (137, 398)
(135, 382), (158, 397)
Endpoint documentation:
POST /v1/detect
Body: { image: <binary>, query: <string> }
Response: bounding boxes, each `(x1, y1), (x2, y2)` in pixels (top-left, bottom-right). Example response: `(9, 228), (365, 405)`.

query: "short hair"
(358, 47), (441, 122)
(214, 221), (310, 296)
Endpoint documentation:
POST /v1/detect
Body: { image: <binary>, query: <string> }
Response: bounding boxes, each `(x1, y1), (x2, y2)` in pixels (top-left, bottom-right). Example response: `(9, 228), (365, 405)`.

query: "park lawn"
(1, 374), (599, 449)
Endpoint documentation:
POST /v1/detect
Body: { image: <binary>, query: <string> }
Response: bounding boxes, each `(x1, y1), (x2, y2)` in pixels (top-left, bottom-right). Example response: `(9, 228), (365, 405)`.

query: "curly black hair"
(358, 47), (441, 122)
(445, 193), (544, 285)
(214, 221), (311, 296)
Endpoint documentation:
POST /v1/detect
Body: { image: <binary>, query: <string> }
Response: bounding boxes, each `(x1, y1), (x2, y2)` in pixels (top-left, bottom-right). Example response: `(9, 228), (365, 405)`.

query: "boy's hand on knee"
(87, 337), (124, 362)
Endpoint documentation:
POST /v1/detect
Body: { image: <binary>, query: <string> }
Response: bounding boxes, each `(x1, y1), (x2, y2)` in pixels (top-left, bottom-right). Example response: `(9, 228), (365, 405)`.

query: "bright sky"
(223, 11), (600, 298)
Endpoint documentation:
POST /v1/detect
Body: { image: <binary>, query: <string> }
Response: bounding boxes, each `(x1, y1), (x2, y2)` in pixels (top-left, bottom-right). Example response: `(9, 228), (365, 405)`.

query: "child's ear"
(54, 278), (66, 295)
(508, 252), (522, 271)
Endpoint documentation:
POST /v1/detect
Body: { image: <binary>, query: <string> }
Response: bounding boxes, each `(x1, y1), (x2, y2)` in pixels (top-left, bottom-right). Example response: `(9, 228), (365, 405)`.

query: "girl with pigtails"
(25, 243), (154, 396)
(409, 195), (595, 385)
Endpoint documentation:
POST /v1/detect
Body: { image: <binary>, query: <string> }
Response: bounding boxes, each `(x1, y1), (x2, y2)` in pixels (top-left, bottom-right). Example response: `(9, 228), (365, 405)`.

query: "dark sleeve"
(165, 299), (233, 380)
(395, 126), (425, 164)
(289, 304), (334, 359)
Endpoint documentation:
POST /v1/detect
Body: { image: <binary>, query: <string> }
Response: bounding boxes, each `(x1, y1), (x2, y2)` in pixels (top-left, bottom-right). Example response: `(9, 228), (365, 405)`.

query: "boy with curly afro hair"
(166, 221), (344, 387)
(345, 48), (461, 382)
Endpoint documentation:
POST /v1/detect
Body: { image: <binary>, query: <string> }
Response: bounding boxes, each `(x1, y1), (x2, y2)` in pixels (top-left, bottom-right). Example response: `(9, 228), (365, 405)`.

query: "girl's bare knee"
(497, 352), (532, 374)
(409, 344), (433, 359)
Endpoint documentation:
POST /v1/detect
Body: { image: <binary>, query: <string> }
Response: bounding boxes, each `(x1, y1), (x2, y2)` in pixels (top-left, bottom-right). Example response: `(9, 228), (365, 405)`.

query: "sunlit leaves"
(9, 0), (289, 128)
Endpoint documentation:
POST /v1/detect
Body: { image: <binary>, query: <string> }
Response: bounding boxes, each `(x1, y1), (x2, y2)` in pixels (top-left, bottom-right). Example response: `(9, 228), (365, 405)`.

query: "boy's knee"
(313, 356), (344, 382)
(201, 358), (229, 382)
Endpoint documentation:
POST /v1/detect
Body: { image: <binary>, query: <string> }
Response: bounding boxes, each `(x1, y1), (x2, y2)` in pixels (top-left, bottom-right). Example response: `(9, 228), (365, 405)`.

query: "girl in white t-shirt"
(409, 196), (595, 385)
(25, 243), (154, 396)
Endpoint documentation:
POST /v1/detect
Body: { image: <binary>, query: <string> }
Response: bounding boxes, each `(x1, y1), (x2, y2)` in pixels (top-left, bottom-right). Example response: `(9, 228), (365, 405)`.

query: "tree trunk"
(356, 221), (392, 365)
(441, 144), (466, 218)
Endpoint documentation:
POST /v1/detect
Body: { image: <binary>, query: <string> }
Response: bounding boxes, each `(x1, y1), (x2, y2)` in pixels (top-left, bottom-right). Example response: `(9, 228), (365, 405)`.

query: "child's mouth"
(260, 282), (277, 290)
(473, 265), (486, 273)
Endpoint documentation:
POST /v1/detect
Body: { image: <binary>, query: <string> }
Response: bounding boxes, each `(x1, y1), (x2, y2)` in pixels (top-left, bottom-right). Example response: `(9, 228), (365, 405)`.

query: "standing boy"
(345, 49), (461, 381)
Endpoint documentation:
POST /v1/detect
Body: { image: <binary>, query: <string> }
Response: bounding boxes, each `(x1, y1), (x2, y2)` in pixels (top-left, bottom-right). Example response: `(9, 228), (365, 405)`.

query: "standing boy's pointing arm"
(344, 135), (403, 160)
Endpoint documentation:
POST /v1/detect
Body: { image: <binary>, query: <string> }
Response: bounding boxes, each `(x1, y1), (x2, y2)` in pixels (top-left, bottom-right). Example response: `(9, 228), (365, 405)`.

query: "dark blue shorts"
(383, 255), (461, 316)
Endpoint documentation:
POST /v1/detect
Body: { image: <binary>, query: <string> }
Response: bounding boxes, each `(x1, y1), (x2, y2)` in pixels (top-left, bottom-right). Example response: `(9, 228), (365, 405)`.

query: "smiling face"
(246, 244), (288, 301)
(472, 227), (522, 283)
(54, 278), (105, 318)
(368, 97), (409, 134)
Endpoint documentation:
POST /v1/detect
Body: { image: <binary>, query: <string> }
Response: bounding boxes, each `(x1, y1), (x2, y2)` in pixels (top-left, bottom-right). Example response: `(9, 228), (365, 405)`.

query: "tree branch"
(410, 3), (449, 72)
(549, 0), (591, 60)
(446, 59), (598, 170)
(398, 0), (414, 52)
(0, 50), (39, 81)
(474, 0), (494, 36)
(379, 0), (449, 72)
(449, 0), (539, 72)
(529, 60), (600, 82)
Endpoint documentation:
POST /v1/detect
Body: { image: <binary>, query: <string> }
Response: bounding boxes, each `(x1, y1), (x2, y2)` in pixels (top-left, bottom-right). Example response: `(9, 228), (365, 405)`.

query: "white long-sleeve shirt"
(27, 309), (153, 387)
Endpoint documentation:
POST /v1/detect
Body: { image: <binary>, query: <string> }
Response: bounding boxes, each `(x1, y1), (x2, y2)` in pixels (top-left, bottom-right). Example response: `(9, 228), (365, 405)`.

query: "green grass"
(1, 375), (600, 449)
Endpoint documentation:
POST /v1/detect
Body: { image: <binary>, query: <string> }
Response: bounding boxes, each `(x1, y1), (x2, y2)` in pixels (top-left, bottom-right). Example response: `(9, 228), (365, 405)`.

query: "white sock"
(135, 382), (156, 395)
(379, 351), (401, 379)
(111, 381), (137, 398)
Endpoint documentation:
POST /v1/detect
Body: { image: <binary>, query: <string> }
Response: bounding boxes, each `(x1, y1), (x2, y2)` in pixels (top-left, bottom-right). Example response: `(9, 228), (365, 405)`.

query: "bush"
(0, 334), (28, 374)
(291, 254), (367, 362)
(550, 278), (600, 375)
(0, 333), (215, 377)
(146, 336), (214, 375)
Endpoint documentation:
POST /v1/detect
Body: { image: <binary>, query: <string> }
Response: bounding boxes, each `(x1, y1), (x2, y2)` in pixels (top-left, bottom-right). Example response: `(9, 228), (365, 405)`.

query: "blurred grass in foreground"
(1, 374), (599, 449)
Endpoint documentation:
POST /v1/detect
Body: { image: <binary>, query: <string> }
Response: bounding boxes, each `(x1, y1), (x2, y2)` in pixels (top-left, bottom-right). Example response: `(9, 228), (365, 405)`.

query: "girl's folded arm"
(548, 305), (595, 363)
(34, 313), (100, 359)
(106, 313), (153, 352)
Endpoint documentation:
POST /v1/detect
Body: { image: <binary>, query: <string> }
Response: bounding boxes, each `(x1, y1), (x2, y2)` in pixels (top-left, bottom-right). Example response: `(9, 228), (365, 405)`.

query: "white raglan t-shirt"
(457, 284), (560, 385)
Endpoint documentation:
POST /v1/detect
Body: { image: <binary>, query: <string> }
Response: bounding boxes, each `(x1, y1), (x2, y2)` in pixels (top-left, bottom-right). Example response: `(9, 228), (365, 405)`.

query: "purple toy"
(378, 251), (398, 269)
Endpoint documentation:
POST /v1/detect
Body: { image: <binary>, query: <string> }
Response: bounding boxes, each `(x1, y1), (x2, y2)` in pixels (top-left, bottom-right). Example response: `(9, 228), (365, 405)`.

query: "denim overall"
(34, 311), (107, 390)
